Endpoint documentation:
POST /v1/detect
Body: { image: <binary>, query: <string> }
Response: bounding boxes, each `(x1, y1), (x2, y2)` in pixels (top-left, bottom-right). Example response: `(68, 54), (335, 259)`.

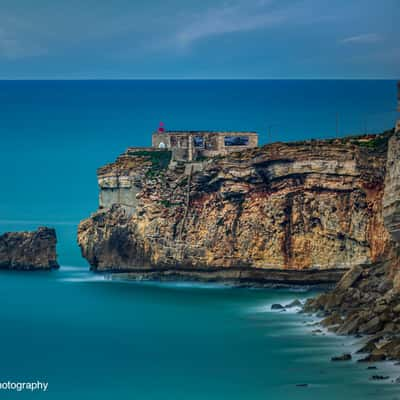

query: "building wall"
(152, 131), (258, 161)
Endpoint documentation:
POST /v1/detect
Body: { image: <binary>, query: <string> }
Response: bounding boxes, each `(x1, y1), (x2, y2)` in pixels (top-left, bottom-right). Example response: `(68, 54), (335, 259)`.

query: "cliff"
(78, 131), (396, 284)
(304, 130), (400, 360)
(0, 227), (59, 270)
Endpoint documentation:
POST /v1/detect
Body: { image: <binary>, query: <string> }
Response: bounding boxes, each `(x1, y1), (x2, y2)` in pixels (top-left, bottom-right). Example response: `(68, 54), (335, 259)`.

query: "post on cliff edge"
(397, 82), (400, 132)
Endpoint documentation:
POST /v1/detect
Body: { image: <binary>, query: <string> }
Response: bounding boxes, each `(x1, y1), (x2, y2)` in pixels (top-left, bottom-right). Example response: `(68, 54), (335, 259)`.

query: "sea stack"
(0, 227), (59, 270)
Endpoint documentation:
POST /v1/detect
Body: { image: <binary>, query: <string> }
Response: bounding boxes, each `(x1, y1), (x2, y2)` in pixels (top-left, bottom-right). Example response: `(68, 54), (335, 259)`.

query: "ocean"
(0, 80), (399, 399)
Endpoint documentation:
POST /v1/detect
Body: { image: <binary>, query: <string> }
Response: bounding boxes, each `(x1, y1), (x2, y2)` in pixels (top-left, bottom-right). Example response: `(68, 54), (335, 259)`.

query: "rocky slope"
(304, 130), (400, 359)
(0, 227), (59, 270)
(78, 131), (396, 285)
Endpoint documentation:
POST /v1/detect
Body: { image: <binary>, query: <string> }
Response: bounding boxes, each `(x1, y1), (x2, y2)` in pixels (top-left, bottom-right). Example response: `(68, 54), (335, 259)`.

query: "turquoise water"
(0, 80), (399, 398)
(0, 265), (398, 399)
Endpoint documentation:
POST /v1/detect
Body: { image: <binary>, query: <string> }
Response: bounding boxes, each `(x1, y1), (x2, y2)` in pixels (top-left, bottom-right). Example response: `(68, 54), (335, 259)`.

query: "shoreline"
(104, 266), (345, 289)
(264, 294), (400, 386)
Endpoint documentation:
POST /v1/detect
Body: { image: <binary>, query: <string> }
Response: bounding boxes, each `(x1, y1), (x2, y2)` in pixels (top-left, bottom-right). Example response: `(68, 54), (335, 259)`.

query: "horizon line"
(0, 77), (398, 81)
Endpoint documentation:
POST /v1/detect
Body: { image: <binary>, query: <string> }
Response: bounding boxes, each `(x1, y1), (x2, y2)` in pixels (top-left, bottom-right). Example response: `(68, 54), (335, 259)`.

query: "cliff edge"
(78, 131), (395, 284)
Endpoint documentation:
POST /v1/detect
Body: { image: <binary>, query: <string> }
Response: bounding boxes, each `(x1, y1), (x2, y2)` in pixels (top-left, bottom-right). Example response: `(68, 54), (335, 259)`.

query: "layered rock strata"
(78, 132), (395, 284)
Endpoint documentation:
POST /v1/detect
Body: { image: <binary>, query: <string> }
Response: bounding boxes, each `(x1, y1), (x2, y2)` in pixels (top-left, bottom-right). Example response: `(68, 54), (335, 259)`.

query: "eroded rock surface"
(0, 227), (59, 270)
(78, 132), (395, 285)
(304, 130), (400, 359)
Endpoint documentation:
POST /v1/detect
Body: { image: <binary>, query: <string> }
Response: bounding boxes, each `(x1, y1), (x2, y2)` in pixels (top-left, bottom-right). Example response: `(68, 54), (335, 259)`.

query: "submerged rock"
(369, 375), (389, 381)
(0, 227), (59, 270)
(271, 304), (285, 310)
(331, 353), (352, 361)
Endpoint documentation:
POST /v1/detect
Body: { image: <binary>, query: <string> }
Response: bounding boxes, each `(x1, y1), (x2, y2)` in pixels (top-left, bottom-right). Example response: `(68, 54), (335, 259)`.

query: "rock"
(296, 384), (308, 387)
(336, 314), (363, 335)
(312, 329), (323, 334)
(369, 375), (389, 381)
(321, 312), (342, 327)
(358, 354), (386, 363)
(336, 265), (364, 291)
(331, 353), (352, 361)
(271, 304), (285, 310)
(356, 339), (377, 354)
(393, 304), (400, 314)
(366, 366), (377, 370)
(285, 299), (302, 308)
(0, 227), (59, 270)
(358, 316), (383, 335)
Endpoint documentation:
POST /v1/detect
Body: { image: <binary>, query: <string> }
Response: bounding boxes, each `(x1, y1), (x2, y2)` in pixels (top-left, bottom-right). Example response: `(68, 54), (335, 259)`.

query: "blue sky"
(0, 0), (399, 79)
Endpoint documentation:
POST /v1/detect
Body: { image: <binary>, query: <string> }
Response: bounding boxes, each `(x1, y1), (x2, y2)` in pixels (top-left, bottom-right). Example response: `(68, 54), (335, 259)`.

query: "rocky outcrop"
(304, 130), (400, 359)
(0, 227), (59, 270)
(383, 131), (400, 243)
(78, 131), (395, 285)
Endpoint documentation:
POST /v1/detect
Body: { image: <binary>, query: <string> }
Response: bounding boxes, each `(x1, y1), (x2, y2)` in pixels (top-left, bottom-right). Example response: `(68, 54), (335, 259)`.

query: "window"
(193, 136), (204, 147)
(224, 136), (249, 146)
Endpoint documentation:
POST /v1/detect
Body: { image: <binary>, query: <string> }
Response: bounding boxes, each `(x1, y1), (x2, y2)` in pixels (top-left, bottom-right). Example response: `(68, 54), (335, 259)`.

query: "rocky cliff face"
(304, 130), (400, 359)
(383, 131), (400, 243)
(78, 132), (395, 284)
(0, 227), (59, 270)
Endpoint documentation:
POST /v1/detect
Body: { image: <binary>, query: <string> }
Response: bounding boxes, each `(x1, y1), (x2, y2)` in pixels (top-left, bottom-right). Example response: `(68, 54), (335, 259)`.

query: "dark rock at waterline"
(356, 339), (378, 354)
(0, 227), (59, 270)
(366, 366), (377, 370)
(285, 299), (302, 308)
(271, 303), (285, 310)
(295, 384), (308, 387)
(331, 353), (352, 361)
(358, 354), (386, 363)
(369, 375), (389, 381)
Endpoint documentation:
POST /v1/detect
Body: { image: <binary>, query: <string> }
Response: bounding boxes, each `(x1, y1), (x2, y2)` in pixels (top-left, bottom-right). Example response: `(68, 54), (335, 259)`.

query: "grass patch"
(129, 150), (171, 177)
(352, 135), (389, 149)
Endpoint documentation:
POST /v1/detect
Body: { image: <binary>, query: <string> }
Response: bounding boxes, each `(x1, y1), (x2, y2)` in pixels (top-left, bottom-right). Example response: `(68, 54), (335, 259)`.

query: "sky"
(0, 0), (399, 79)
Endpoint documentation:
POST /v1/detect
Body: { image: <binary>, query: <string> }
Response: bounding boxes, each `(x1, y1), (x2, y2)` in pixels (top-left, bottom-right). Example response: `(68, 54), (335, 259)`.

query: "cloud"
(340, 33), (382, 45)
(174, 1), (288, 48)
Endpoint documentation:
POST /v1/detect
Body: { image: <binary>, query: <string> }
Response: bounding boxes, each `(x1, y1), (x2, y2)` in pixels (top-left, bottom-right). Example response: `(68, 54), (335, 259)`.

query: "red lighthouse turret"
(158, 121), (165, 132)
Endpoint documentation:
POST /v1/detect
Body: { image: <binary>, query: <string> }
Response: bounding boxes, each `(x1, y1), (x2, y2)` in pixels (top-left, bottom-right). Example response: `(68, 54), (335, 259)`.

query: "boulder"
(285, 299), (302, 308)
(321, 312), (342, 327)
